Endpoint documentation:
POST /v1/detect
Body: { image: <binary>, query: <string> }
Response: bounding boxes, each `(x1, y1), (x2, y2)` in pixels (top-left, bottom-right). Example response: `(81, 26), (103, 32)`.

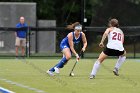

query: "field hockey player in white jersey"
(90, 18), (126, 79)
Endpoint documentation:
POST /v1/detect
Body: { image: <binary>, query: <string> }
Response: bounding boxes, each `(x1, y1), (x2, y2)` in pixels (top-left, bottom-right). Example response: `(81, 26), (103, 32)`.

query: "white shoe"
(47, 70), (54, 76)
(89, 75), (95, 79)
(54, 67), (60, 74)
(113, 67), (119, 76)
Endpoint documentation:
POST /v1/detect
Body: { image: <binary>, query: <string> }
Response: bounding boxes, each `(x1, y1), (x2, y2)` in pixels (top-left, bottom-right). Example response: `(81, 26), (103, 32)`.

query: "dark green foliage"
(1, 0), (140, 26)
(0, 0), (140, 53)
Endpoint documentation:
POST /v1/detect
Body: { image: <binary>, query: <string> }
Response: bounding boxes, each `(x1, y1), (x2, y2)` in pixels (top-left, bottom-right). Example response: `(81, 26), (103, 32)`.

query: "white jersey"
(107, 27), (124, 51)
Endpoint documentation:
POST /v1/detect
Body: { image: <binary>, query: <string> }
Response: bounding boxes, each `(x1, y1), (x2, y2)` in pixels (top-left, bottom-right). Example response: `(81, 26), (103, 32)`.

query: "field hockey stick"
(69, 51), (83, 76)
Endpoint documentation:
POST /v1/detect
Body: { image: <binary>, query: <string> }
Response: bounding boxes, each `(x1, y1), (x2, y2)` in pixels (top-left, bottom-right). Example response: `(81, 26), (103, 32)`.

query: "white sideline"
(0, 78), (47, 93)
(0, 87), (15, 93)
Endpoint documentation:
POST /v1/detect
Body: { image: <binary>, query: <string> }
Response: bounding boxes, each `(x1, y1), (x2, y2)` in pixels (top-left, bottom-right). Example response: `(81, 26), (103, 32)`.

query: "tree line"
(0, 0), (140, 26)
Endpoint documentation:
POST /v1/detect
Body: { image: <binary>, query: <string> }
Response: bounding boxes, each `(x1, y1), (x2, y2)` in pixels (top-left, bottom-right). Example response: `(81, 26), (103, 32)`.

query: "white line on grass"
(135, 60), (140, 62)
(0, 78), (47, 93)
(0, 87), (15, 93)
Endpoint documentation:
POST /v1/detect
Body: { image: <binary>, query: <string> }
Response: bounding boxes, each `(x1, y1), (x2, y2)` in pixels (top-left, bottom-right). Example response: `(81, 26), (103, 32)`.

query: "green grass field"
(0, 58), (140, 93)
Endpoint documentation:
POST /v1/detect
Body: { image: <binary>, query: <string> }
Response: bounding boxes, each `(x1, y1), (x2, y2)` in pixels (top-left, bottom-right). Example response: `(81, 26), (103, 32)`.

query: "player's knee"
(65, 55), (71, 60)
(21, 46), (25, 48)
(97, 58), (104, 63)
(124, 51), (126, 56)
(122, 50), (126, 56)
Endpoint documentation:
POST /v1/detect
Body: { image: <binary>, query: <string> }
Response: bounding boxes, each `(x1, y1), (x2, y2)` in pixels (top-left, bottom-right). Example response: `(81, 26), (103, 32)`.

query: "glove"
(75, 54), (80, 61)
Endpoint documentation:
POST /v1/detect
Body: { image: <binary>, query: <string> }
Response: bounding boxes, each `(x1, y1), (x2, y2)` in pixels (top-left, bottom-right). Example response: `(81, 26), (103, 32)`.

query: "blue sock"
(56, 57), (68, 68)
(49, 65), (56, 72)
(49, 57), (68, 72)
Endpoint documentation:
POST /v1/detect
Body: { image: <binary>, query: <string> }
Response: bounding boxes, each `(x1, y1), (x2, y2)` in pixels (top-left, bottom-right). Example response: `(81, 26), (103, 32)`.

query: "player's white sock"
(115, 56), (126, 70)
(90, 60), (101, 76)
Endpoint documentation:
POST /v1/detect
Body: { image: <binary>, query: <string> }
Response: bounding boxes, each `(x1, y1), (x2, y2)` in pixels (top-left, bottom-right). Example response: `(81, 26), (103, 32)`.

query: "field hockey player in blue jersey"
(47, 22), (87, 76)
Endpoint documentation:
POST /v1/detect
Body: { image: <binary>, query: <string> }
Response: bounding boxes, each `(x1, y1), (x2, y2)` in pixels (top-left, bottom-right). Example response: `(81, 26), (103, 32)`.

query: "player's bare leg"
(54, 48), (71, 74)
(47, 48), (71, 76)
(21, 46), (25, 58)
(15, 46), (19, 59)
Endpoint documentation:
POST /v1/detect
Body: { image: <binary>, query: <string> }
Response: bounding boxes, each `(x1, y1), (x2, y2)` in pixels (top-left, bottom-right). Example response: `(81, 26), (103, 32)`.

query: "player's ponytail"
(66, 22), (80, 30)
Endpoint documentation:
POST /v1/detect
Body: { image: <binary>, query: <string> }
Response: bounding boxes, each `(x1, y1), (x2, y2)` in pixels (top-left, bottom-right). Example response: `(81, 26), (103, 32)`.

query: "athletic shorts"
(60, 42), (72, 54)
(15, 37), (26, 47)
(60, 42), (70, 51)
(103, 47), (124, 56)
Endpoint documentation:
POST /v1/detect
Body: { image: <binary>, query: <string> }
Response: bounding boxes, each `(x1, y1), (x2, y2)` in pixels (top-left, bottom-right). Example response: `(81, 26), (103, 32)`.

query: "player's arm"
(122, 32), (124, 43)
(68, 33), (77, 56)
(15, 24), (19, 37)
(15, 32), (17, 37)
(81, 32), (87, 52)
(99, 28), (111, 47)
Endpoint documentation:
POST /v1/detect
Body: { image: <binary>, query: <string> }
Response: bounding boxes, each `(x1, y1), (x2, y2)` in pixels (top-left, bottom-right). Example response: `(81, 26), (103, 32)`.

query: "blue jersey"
(16, 23), (28, 38)
(60, 32), (82, 51)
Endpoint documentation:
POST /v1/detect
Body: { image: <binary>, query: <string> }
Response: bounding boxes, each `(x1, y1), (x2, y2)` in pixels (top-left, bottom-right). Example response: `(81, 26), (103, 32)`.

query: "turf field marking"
(135, 60), (140, 62)
(0, 87), (15, 93)
(16, 58), (77, 93)
(18, 58), (68, 87)
(0, 78), (47, 93)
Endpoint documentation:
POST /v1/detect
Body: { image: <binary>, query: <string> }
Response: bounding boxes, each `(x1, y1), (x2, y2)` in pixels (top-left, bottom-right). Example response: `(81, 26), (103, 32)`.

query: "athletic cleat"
(47, 70), (54, 76)
(89, 75), (95, 79)
(113, 67), (119, 76)
(54, 67), (60, 74)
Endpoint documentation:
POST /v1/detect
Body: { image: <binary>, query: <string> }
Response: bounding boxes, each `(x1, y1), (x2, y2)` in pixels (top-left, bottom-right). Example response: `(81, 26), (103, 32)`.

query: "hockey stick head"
(69, 72), (75, 77)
